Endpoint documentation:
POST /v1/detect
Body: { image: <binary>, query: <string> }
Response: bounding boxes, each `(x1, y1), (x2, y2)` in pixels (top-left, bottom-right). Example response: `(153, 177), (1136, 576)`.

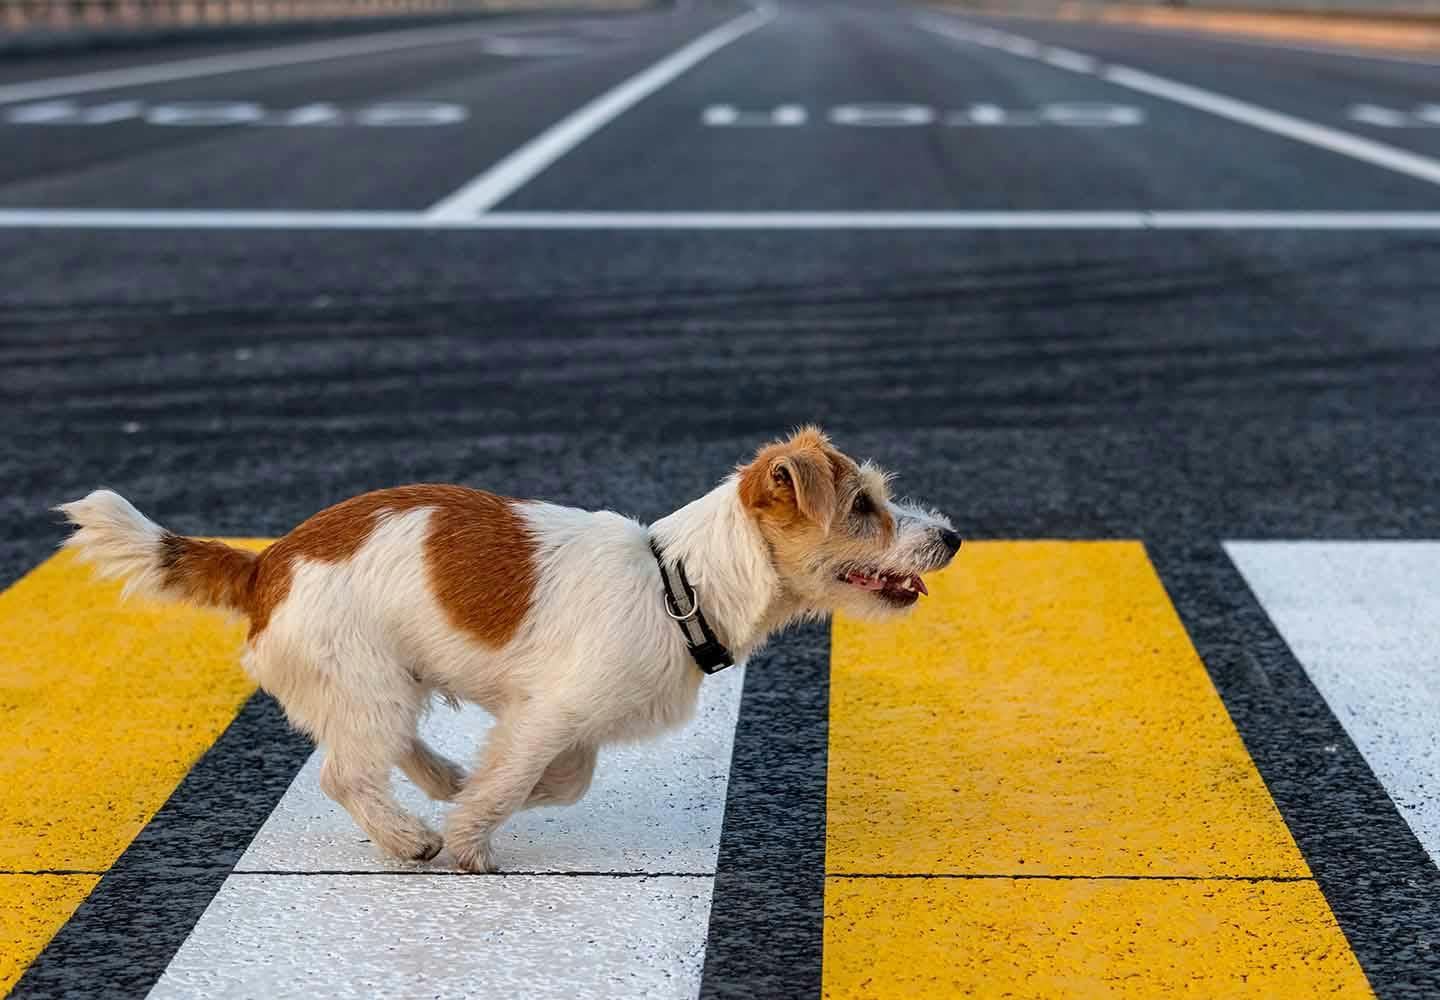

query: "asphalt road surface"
(2, 0), (1440, 997)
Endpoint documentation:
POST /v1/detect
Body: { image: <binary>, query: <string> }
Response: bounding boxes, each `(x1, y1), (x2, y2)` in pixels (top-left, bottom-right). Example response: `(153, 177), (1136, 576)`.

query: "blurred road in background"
(2, 0), (1440, 996)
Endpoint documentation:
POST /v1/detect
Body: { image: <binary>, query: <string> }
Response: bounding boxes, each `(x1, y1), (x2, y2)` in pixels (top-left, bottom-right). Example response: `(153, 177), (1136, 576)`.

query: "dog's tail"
(55, 489), (257, 616)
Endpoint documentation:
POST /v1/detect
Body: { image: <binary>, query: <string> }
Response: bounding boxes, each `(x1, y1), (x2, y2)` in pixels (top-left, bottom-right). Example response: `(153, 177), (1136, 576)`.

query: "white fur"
(54, 489), (169, 600)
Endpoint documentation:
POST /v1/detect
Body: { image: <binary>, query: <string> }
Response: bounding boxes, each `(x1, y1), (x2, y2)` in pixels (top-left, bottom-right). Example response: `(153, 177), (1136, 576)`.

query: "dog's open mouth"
(839, 568), (928, 606)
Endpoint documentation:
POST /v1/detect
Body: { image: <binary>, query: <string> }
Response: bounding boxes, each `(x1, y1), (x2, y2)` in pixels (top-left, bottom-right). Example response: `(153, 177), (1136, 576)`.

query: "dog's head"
(738, 427), (961, 619)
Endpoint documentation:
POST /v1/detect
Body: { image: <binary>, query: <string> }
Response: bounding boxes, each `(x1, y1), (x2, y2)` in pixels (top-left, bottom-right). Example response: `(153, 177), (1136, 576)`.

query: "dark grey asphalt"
(3, 2), (1440, 996)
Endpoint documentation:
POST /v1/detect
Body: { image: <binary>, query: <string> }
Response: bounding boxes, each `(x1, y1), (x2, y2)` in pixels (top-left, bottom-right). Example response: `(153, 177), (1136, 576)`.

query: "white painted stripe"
(1226, 542), (1440, 866)
(236, 667), (745, 873)
(149, 668), (745, 997)
(5, 209), (1440, 229)
(918, 15), (1440, 190)
(1043, 47), (1097, 74)
(1100, 65), (1440, 188)
(425, 3), (775, 219)
(148, 875), (714, 999)
(0, 22), (520, 106)
(1146, 211), (1440, 229)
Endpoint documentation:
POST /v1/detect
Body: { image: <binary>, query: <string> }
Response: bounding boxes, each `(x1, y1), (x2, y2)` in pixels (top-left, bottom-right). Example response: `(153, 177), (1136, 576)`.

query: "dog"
(56, 427), (960, 873)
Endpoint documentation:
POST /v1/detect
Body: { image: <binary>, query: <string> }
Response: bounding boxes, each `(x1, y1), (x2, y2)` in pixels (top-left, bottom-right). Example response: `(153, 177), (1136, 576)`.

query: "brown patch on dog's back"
(424, 490), (536, 648)
(248, 485), (536, 646)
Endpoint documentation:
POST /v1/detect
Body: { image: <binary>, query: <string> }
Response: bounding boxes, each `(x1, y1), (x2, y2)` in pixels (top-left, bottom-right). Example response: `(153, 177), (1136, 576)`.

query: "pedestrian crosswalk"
(1, 538), (1434, 996)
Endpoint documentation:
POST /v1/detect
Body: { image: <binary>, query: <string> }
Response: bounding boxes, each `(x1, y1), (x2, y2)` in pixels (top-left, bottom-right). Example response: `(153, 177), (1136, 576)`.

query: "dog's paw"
(408, 830), (445, 863)
(376, 820), (444, 863)
(450, 838), (497, 874)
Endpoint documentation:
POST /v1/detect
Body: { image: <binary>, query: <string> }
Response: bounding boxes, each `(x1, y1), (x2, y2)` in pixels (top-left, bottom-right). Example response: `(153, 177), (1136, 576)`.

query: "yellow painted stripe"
(826, 878), (1369, 997)
(0, 876), (99, 993)
(0, 542), (267, 994)
(824, 541), (1372, 997)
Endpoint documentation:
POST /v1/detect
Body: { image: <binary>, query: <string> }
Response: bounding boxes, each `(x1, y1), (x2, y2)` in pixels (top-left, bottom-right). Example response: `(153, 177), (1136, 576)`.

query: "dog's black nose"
(939, 529), (963, 556)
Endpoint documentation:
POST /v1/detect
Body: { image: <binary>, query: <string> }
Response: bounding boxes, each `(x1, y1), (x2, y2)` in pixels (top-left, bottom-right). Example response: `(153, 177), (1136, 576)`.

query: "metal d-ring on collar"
(650, 539), (735, 675)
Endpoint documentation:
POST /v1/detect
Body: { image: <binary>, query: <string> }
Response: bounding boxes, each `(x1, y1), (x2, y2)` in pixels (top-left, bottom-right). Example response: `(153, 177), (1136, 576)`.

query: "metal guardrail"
(0, 0), (586, 35)
(963, 0), (1440, 16)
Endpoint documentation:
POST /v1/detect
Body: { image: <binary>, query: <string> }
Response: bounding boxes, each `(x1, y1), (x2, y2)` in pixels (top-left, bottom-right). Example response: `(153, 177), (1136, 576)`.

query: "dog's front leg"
(446, 711), (577, 873)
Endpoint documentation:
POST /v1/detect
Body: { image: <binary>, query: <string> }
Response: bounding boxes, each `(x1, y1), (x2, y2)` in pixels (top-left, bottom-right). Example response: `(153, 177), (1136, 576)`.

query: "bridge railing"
(960, 0), (1440, 16)
(0, 0), (595, 34)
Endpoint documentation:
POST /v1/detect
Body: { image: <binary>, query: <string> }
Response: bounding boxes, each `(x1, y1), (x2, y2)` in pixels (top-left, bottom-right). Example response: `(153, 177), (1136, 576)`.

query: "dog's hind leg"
(320, 737), (444, 862)
(446, 710), (578, 873)
(399, 738), (467, 802)
(274, 644), (444, 862)
(523, 744), (598, 809)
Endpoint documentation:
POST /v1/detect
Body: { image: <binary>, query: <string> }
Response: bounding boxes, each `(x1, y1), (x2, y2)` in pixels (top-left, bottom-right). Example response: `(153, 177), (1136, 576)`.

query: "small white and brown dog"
(56, 427), (960, 872)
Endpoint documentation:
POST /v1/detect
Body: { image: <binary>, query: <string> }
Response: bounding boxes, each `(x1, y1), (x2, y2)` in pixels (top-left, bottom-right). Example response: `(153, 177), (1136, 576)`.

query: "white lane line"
(6, 209), (1440, 229)
(425, 3), (775, 219)
(1226, 542), (1440, 867)
(1043, 47), (1098, 74)
(0, 22), (524, 107)
(920, 11), (1440, 69)
(918, 15), (1440, 190)
(1102, 65), (1440, 187)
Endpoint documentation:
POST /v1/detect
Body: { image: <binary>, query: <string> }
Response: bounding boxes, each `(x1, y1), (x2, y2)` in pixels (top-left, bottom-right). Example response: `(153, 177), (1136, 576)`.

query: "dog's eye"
(852, 493), (873, 516)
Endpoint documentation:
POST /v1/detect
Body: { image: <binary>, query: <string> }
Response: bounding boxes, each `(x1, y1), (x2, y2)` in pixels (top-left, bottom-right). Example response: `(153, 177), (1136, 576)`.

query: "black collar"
(650, 540), (735, 675)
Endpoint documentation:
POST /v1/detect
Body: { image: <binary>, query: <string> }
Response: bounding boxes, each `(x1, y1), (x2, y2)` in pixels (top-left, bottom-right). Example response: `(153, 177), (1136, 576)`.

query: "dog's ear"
(738, 428), (838, 534)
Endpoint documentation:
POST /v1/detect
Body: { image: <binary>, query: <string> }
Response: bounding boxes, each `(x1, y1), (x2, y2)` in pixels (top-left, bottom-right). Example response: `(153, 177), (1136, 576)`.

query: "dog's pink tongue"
(846, 572), (885, 591)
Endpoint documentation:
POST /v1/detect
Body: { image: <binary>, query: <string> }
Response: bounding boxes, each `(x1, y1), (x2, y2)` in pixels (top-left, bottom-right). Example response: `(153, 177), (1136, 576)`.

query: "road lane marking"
(7, 210), (1440, 229)
(1102, 65), (1440, 186)
(150, 875), (716, 999)
(1350, 104), (1440, 128)
(0, 542), (267, 994)
(1043, 46), (1098, 73)
(1000, 13), (1440, 69)
(825, 878), (1371, 998)
(823, 542), (1371, 996)
(149, 671), (746, 995)
(3, 100), (468, 128)
(0, 22), (535, 107)
(425, 3), (775, 219)
(0, 876), (99, 995)
(919, 15), (1440, 190)
(1227, 542), (1440, 867)
(703, 103), (807, 125)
